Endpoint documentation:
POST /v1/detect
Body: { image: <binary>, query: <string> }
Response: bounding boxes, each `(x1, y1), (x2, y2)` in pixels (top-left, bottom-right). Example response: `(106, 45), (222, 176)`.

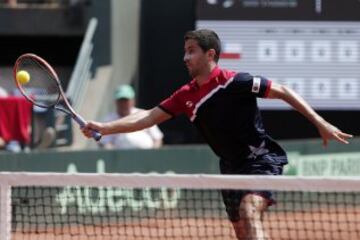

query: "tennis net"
(0, 172), (359, 240)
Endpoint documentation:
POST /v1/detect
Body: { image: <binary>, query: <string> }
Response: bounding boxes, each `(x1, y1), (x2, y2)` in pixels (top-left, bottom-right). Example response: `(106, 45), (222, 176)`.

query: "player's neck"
(195, 63), (217, 87)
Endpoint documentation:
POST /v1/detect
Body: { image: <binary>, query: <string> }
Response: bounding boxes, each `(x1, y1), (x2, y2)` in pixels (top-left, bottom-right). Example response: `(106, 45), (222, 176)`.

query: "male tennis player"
(82, 29), (352, 239)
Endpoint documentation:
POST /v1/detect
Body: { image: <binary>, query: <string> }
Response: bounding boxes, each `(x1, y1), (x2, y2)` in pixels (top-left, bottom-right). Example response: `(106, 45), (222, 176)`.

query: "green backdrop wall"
(0, 138), (359, 176)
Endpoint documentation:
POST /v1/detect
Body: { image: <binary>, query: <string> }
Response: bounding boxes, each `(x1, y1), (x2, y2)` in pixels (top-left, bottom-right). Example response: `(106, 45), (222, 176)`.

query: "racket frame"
(14, 53), (101, 141)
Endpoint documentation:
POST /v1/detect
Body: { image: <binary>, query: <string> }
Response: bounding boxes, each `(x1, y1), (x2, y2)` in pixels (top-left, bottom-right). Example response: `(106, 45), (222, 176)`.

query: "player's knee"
(240, 207), (261, 222)
(240, 194), (268, 220)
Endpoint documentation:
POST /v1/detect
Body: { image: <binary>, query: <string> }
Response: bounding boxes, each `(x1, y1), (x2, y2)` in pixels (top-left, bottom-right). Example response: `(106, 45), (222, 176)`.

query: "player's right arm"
(81, 107), (171, 138)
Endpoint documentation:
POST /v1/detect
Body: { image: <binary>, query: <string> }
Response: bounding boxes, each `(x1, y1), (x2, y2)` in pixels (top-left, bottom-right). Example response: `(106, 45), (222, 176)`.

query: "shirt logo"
(252, 77), (261, 93)
(247, 141), (269, 159)
(186, 101), (193, 108)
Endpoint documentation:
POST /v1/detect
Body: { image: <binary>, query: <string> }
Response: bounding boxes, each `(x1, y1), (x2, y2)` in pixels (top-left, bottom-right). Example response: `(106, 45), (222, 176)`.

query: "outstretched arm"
(267, 82), (353, 146)
(81, 107), (171, 138)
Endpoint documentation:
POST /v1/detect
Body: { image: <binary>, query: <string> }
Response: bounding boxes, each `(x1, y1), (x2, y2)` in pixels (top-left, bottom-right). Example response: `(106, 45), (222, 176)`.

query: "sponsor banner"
(286, 152), (360, 176)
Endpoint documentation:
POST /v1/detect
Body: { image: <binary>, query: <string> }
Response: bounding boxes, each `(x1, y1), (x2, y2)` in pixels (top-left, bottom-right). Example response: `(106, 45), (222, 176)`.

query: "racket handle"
(73, 115), (102, 141)
(90, 129), (102, 141)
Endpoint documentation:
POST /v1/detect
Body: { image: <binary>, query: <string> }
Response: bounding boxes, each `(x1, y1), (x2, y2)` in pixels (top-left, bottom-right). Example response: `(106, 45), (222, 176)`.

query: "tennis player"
(82, 29), (352, 239)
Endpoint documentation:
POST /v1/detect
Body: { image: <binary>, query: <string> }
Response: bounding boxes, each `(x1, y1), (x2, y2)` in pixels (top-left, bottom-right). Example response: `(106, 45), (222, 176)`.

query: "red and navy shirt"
(159, 67), (287, 167)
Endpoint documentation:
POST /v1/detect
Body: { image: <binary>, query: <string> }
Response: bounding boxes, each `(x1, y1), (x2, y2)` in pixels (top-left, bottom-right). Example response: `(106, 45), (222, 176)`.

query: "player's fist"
(81, 121), (106, 138)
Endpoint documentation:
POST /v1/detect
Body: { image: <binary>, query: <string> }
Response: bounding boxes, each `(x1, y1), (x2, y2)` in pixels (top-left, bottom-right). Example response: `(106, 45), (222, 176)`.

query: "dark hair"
(184, 29), (221, 63)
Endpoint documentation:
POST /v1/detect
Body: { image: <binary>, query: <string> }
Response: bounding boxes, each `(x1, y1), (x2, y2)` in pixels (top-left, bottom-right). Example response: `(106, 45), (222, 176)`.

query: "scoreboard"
(196, 0), (360, 110)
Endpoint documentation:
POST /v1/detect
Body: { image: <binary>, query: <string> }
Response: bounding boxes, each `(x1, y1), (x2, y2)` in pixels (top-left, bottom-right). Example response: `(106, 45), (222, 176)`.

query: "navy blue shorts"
(220, 160), (284, 222)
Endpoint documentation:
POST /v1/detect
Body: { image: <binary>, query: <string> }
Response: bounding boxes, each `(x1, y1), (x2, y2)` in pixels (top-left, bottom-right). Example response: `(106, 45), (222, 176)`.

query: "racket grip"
(73, 115), (102, 141)
(91, 130), (102, 141)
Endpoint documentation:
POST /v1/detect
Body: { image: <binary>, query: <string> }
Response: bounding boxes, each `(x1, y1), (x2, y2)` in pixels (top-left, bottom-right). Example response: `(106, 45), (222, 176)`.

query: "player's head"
(183, 29), (221, 77)
(114, 85), (135, 116)
(184, 29), (221, 62)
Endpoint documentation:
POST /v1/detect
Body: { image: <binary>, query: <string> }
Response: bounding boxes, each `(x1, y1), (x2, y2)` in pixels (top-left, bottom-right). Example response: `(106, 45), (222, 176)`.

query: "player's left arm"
(266, 82), (353, 146)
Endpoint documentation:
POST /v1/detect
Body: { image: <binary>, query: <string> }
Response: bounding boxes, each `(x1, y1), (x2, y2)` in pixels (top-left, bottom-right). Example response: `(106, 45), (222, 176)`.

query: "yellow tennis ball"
(16, 70), (31, 85)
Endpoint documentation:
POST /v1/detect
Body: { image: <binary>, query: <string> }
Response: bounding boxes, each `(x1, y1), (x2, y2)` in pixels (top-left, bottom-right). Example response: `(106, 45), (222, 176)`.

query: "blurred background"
(0, 0), (359, 177)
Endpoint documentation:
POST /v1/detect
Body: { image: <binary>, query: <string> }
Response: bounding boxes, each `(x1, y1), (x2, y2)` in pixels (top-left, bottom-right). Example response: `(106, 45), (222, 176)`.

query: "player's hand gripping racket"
(14, 53), (102, 141)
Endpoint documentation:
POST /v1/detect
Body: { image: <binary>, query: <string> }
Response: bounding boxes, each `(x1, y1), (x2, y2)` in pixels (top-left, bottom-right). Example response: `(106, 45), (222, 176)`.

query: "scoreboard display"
(196, 0), (360, 110)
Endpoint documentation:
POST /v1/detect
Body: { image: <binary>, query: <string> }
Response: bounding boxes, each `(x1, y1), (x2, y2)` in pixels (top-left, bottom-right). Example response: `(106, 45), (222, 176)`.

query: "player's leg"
(220, 158), (284, 239)
(231, 193), (270, 240)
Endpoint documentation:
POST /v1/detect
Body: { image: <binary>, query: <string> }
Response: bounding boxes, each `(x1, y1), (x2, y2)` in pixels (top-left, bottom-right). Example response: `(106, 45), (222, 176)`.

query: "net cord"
(0, 172), (359, 192)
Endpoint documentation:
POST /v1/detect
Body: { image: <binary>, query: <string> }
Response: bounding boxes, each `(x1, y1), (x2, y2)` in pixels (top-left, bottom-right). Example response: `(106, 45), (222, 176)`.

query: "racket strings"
(16, 57), (60, 107)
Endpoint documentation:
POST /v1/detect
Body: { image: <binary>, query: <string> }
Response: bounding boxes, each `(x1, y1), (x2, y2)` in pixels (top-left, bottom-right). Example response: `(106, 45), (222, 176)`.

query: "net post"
(0, 183), (11, 240)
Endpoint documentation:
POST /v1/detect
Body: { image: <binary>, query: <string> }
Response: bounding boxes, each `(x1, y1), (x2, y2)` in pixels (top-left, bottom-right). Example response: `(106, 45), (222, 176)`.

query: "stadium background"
(0, 0), (359, 175)
(0, 1), (360, 239)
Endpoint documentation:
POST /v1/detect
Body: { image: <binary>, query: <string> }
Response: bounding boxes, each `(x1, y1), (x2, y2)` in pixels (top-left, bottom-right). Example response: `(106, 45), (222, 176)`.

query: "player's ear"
(207, 49), (216, 61)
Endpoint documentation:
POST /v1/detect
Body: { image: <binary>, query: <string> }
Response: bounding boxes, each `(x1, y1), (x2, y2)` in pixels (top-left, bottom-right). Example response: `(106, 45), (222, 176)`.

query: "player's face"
(184, 39), (209, 78)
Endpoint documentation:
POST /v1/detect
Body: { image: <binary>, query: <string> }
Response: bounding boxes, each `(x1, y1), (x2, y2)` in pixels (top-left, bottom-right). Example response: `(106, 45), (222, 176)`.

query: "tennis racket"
(13, 53), (101, 141)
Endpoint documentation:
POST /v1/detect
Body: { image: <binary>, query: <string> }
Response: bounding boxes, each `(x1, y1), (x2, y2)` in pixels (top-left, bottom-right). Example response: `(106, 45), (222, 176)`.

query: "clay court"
(12, 209), (360, 240)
